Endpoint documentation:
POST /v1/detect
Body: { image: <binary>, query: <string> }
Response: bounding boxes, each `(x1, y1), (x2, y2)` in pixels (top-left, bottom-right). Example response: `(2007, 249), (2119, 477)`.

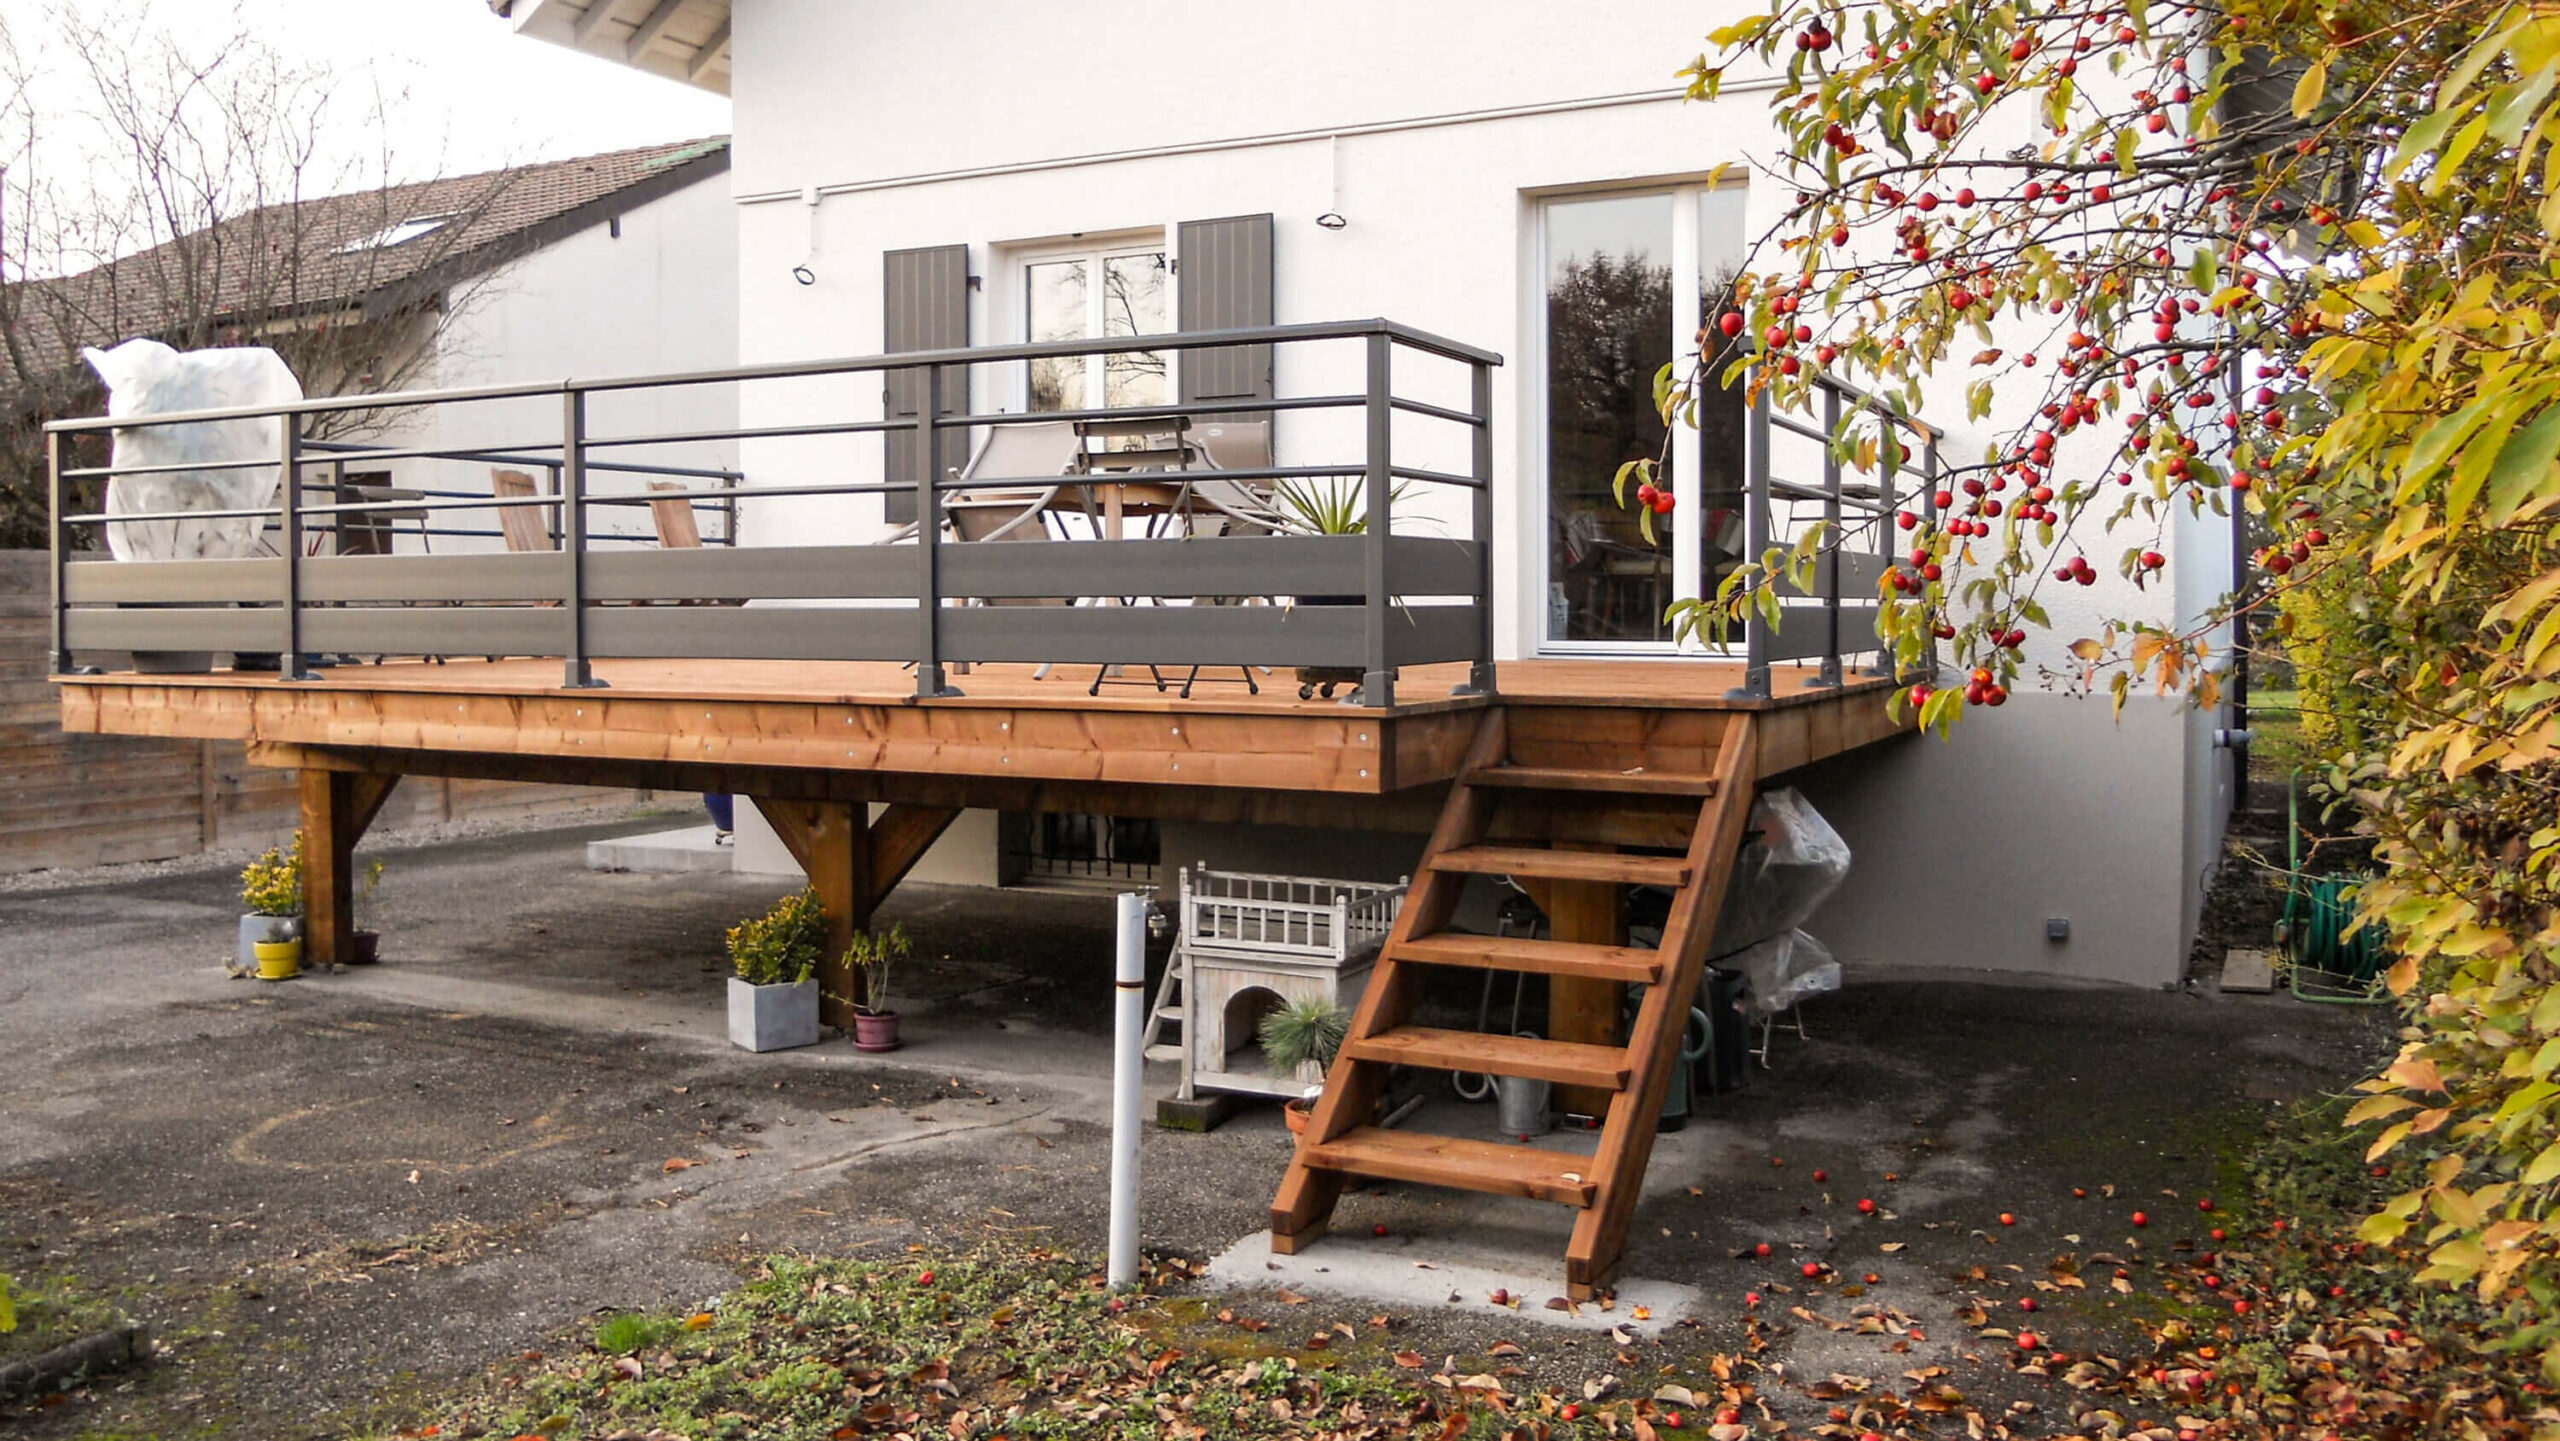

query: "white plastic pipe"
(1107, 890), (1147, 1288)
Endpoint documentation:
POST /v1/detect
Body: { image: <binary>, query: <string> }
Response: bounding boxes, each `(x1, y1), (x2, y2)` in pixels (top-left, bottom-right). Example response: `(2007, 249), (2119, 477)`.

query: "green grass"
(2247, 686), (2315, 780)
(0, 1271), (123, 1367)
(381, 1243), (1705, 1441)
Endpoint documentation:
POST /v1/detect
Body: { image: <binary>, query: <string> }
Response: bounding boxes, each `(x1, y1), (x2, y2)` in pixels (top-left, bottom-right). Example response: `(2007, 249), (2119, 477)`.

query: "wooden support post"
(749, 800), (961, 1028)
(1544, 845), (1626, 1120)
(299, 769), (401, 967)
(752, 798), (872, 1029)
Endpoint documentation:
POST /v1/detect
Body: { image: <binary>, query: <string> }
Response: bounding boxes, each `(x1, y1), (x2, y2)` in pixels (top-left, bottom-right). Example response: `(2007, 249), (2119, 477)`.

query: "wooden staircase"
(1268, 707), (1760, 1298)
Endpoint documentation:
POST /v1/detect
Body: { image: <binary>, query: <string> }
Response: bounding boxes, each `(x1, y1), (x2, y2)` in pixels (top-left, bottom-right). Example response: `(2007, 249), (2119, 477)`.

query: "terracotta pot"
(1283, 1095), (1316, 1136)
(852, 1008), (902, 1053)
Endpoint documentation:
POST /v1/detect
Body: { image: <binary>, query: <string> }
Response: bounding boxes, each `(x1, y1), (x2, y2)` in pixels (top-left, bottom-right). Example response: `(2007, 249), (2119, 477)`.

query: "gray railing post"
(1451, 356), (1497, 698)
(1359, 330), (1395, 708)
(1725, 378), (1774, 701)
(1865, 405), (1900, 677)
(913, 363), (961, 698)
(561, 389), (608, 688)
(278, 415), (315, 681)
(1918, 435), (1942, 684)
(47, 428), (96, 675)
(1810, 383), (1844, 689)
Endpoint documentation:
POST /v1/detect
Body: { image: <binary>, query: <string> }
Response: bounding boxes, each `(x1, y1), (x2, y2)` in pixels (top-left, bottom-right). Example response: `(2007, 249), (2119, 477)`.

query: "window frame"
(1003, 232), (1175, 414)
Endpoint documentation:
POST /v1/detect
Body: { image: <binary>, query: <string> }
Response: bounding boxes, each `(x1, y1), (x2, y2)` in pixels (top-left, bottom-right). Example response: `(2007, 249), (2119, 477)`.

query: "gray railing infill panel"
(61, 557), (287, 606)
(303, 552), (567, 604)
(1385, 603), (1483, 668)
(300, 607), (571, 658)
(1774, 550), (1890, 601)
(941, 604), (1365, 668)
(587, 545), (913, 602)
(941, 535), (1362, 601)
(1763, 604), (1883, 662)
(585, 605), (917, 663)
(65, 606), (289, 654)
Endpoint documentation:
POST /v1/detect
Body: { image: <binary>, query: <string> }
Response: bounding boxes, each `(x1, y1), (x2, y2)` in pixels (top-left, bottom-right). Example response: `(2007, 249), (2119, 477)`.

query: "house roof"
(491, 0), (734, 95)
(0, 136), (730, 398)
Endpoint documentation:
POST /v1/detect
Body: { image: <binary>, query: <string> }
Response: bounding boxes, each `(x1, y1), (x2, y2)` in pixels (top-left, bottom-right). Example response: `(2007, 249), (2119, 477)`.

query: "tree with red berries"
(1652, 0), (2560, 1369)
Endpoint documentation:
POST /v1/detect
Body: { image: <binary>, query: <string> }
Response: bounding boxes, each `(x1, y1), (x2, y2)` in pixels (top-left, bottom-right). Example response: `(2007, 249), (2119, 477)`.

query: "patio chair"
(491, 468), (555, 553)
(646, 480), (704, 550)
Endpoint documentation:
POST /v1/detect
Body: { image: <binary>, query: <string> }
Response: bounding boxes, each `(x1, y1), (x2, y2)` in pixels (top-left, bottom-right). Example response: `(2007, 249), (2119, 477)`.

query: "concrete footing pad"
(586, 825), (733, 874)
(1204, 1226), (1699, 1336)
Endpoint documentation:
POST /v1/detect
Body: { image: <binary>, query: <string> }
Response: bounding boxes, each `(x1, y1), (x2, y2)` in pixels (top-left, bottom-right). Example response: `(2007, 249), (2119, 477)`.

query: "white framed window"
(1016, 238), (1171, 414)
(1534, 183), (1750, 654)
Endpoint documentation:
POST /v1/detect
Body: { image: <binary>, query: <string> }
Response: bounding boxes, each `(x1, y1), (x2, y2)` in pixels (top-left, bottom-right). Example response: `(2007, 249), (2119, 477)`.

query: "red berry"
(1803, 1261), (1822, 1278)
(1754, 1242), (1772, 1258)
(1999, 1213), (2016, 1227)
(2019, 1297), (2039, 1312)
(1812, 1169), (1828, 1182)
(2017, 1332), (2040, 1350)
(1373, 1224), (1389, 1236)
(2131, 1211), (2148, 1227)
(1718, 311), (1744, 337)
(1857, 1198), (1876, 1214)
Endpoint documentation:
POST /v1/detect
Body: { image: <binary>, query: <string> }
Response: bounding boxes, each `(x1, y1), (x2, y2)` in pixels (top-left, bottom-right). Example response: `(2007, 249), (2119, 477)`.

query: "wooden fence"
(2, 551), (643, 874)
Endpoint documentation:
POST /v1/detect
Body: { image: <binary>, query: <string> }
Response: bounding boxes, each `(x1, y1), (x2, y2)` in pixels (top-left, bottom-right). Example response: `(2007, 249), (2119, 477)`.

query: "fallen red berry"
(2131, 1212), (2149, 1227)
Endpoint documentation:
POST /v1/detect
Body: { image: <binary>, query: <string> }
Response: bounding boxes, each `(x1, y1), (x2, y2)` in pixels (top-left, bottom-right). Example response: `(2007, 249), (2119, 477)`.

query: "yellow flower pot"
(253, 938), (302, 981)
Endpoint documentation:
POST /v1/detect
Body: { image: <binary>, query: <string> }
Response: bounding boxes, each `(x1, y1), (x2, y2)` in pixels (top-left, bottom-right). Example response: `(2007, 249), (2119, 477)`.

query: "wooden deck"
(56, 657), (1906, 813)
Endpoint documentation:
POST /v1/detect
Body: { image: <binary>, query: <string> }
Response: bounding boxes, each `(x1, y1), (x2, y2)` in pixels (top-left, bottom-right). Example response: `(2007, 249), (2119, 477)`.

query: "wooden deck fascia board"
(56, 663), (1913, 806)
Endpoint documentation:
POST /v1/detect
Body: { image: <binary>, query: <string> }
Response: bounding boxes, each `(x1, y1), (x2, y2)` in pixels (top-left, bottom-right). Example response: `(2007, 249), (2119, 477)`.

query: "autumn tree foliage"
(1667, 0), (2560, 1368)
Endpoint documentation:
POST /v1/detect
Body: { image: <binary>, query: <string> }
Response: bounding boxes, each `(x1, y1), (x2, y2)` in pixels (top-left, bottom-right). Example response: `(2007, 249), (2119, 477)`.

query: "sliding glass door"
(1539, 183), (1750, 652)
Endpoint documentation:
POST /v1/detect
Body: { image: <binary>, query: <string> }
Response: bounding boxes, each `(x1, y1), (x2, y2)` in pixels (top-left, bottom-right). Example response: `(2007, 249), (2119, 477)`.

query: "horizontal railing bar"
(956, 392), (1358, 433)
(306, 438), (744, 481)
(46, 319), (1501, 435)
(1387, 395), (1483, 427)
(1386, 465), (1483, 490)
(1767, 478), (1890, 510)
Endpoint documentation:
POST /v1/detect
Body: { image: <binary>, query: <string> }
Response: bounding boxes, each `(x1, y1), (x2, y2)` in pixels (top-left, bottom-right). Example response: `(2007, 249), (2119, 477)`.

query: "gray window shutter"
(883, 244), (970, 525)
(1177, 215), (1274, 437)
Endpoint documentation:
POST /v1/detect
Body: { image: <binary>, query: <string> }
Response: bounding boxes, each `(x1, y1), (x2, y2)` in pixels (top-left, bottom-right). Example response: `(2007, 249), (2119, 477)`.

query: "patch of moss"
(0, 1271), (124, 1367)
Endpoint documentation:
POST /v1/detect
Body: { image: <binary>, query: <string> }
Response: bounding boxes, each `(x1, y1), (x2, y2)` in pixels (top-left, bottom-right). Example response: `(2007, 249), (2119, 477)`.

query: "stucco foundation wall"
(1786, 693), (2198, 988)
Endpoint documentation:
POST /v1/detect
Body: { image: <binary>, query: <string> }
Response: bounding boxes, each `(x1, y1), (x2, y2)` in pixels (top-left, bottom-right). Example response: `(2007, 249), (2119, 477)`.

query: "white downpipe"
(1107, 891), (1147, 1288)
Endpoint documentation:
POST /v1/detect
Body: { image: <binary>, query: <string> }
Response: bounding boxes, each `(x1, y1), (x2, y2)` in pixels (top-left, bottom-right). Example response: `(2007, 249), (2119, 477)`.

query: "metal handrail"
(47, 320), (1501, 708)
(41, 318), (1497, 435)
(1726, 361), (1944, 700)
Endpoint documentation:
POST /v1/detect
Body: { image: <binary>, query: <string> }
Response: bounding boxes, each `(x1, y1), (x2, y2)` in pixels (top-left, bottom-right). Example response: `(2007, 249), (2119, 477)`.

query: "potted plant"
(724, 888), (825, 1053)
(840, 924), (912, 1053)
(238, 838), (303, 980)
(1258, 995), (1350, 1136)
(1273, 477), (1410, 699)
(348, 858), (386, 965)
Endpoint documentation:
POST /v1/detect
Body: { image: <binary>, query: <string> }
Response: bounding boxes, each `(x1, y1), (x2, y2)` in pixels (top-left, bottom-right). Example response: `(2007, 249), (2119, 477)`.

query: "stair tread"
(1430, 845), (1690, 887)
(1143, 1044), (1184, 1061)
(1300, 1126), (1599, 1206)
(1397, 932), (1662, 984)
(1344, 1025), (1630, 1091)
(1469, 765), (1720, 797)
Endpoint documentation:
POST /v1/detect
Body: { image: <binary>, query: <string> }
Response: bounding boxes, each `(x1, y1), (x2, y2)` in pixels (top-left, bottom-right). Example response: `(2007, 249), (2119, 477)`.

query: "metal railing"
(1724, 367), (1945, 700)
(44, 319), (1501, 708)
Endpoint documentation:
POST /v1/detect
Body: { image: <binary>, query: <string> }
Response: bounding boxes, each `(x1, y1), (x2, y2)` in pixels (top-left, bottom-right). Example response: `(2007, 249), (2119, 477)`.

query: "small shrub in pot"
(237, 838), (303, 977)
(838, 924), (912, 1053)
(724, 888), (825, 1052)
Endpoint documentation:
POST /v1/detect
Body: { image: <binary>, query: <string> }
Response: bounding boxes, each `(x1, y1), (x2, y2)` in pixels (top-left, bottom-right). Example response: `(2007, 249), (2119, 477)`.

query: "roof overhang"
(494, 0), (732, 95)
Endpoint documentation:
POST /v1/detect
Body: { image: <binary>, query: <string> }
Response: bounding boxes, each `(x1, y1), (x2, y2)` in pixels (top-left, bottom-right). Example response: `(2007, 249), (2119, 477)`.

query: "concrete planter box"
(237, 913), (298, 969)
(727, 976), (819, 1052)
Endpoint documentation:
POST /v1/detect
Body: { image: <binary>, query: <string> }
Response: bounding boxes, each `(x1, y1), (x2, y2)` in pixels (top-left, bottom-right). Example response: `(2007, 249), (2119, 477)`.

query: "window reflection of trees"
(1547, 250), (1674, 642)
(1026, 251), (1167, 414)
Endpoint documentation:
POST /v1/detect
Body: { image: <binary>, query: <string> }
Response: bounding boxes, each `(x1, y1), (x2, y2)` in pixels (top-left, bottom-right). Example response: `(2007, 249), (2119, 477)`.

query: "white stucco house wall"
(499, 0), (2238, 989)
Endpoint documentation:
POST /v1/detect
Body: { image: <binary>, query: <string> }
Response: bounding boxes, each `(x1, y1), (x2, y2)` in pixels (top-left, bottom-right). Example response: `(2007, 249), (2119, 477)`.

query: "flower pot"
(348, 930), (382, 966)
(1283, 1095), (1316, 1136)
(253, 937), (302, 981)
(852, 1008), (902, 1053)
(727, 976), (820, 1052)
(237, 913), (298, 969)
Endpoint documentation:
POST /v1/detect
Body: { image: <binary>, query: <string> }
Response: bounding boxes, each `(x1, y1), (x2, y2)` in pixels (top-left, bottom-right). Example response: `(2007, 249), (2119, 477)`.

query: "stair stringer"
(1563, 712), (1761, 1297)
(1269, 707), (1510, 1252)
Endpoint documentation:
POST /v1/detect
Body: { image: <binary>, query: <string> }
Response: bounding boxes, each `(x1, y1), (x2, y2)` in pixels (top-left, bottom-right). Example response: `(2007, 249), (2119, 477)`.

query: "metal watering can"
(1658, 1007), (1714, 1133)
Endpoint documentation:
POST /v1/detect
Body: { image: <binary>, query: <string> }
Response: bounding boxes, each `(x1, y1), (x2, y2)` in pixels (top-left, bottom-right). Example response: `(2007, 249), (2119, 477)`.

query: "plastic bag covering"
(1709, 787), (1851, 955)
(81, 339), (303, 562)
(1728, 927), (1843, 1017)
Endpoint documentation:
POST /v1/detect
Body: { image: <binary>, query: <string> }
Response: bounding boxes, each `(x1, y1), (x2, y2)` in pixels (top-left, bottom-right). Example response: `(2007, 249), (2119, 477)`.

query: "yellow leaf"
(2346, 1094), (2421, 1125)
(2367, 1120), (2414, 1162)
(2388, 1057), (2448, 1094)
(2068, 638), (2104, 662)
